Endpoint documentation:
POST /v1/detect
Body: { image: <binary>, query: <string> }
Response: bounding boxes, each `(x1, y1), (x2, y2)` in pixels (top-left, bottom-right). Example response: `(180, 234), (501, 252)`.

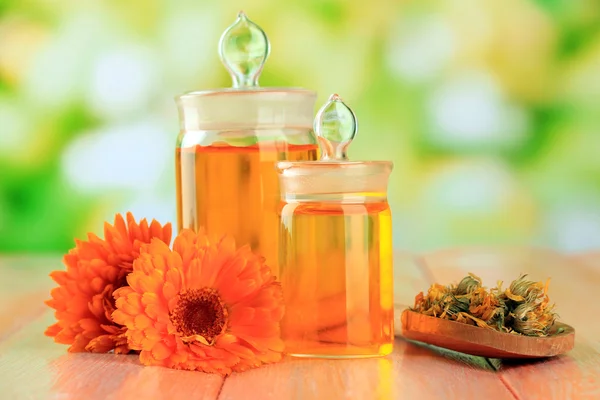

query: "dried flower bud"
(455, 274), (482, 295)
(411, 273), (558, 337)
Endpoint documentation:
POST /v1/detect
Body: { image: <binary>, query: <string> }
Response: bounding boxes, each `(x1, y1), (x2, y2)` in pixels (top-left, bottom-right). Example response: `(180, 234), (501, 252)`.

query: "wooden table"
(0, 249), (599, 399)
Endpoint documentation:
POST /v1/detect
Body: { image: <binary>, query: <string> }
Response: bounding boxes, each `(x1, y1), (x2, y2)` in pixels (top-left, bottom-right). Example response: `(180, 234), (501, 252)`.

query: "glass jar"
(175, 12), (318, 273)
(277, 95), (394, 358)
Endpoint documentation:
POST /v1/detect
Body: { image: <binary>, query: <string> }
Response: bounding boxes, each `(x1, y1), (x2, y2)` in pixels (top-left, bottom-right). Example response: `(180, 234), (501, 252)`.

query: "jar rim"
(276, 160), (393, 176)
(176, 87), (316, 101)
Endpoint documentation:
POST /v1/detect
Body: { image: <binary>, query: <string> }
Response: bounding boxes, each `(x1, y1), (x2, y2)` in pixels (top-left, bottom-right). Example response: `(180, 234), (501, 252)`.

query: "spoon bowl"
(400, 309), (575, 359)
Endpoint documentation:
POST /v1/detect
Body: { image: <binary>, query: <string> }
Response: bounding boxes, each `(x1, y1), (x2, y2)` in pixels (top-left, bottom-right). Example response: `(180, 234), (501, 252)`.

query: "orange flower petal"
(115, 230), (284, 374)
(44, 323), (62, 337)
(134, 314), (152, 330)
(151, 342), (173, 361)
(139, 349), (157, 366)
(45, 212), (172, 354)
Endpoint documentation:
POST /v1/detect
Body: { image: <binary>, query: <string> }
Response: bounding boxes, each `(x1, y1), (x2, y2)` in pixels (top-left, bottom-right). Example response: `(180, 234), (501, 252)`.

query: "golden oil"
(175, 143), (318, 272)
(278, 201), (394, 358)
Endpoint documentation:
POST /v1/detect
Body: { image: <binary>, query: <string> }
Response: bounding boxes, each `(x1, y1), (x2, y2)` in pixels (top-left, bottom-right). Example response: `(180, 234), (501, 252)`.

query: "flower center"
(170, 288), (228, 345)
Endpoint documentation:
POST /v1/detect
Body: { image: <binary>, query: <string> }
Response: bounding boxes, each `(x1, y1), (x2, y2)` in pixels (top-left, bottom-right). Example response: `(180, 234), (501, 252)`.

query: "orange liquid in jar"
(175, 143), (318, 274)
(279, 201), (394, 358)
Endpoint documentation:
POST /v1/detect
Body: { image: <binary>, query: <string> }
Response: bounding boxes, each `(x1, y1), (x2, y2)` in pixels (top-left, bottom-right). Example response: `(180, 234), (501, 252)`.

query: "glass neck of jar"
(281, 192), (389, 204)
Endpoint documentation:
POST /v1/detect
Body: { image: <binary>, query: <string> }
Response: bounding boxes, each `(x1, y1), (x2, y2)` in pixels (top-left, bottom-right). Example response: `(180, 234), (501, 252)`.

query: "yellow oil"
(176, 143), (319, 274)
(279, 201), (394, 358)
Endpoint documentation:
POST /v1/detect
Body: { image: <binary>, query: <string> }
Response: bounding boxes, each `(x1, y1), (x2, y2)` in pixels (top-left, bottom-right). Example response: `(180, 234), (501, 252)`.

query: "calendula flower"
(411, 273), (557, 336)
(112, 229), (284, 375)
(45, 212), (172, 353)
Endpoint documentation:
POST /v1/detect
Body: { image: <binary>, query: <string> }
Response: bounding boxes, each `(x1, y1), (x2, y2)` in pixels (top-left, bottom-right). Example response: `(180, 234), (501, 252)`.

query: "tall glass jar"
(277, 95), (394, 358)
(175, 12), (318, 273)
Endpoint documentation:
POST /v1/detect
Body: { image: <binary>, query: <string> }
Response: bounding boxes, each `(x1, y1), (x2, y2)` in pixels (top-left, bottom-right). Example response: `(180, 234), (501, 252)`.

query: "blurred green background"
(1, 0), (600, 253)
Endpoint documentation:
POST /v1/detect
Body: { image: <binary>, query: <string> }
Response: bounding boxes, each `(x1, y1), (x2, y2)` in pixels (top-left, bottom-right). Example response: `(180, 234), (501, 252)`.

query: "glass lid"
(277, 94), (393, 200)
(176, 11), (316, 131)
(178, 11), (314, 98)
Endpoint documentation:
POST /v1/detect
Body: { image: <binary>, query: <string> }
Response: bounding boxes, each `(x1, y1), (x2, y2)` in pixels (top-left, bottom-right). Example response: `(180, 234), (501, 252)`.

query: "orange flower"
(45, 212), (172, 353)
(112, 229), (284, 374)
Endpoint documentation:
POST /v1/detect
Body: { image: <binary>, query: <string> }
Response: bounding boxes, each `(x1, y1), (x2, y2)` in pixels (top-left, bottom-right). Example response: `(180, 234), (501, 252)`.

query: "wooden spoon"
(400, 309), (575, 359)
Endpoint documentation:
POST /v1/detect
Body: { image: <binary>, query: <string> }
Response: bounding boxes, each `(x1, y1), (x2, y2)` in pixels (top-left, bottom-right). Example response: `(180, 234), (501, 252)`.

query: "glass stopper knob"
(218, 11), (270, 88)
(314, 94), (358, 161)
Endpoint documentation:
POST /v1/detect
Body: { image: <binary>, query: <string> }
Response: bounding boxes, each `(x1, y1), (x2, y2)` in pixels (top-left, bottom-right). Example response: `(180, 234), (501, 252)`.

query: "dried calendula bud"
(503, 274), (556, 336)
(410, 273), (558, 337)
(455, 273), (482, 295)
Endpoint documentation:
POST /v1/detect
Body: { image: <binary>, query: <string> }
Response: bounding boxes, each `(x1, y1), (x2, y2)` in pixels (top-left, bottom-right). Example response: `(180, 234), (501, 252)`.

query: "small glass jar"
(277, 95), (394, 358)
(174, 12), (318, 273)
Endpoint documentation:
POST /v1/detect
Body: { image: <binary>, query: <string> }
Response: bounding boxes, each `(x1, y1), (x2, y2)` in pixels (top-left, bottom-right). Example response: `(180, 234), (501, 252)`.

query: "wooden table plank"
(393, 251), (435, 334)
(0, 252), (515, 400)
(0, 255), (60, 339)
(0, 312), (224, 399)
(570, 251), (600, 271)
(499, 341), (600, 400)
(218, 251), (514, 400)
(4, 251), (597, 399)
(0, 255), (224, 399)
(218, 338), (515, 400)
(421, 247), (600, 400)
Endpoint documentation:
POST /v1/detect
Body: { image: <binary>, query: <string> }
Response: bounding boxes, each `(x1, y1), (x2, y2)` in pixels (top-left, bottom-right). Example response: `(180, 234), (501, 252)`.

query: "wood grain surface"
(0, 256), (59, 340)
(0, 250), (597, 399)
(421, 247), (600, 400)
